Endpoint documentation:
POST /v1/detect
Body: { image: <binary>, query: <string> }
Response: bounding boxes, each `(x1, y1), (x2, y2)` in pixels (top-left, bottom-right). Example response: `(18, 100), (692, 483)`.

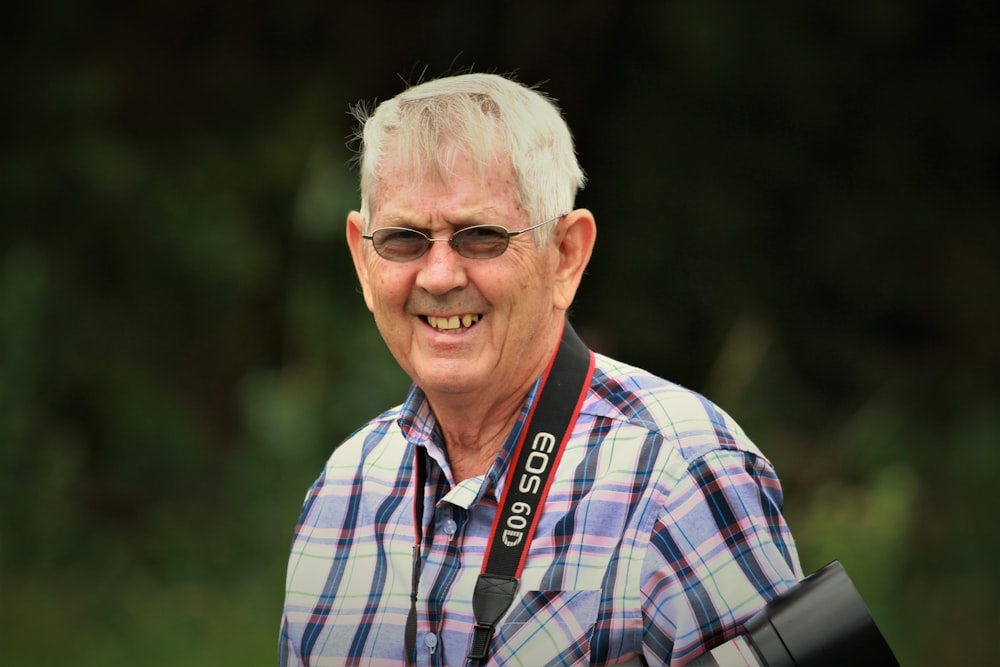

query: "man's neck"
(429, 389), (528, 482)
(421, 320), (567, 482)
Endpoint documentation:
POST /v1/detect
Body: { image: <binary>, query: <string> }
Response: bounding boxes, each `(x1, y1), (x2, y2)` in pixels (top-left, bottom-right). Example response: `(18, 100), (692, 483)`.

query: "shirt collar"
(397, 383), (438, 446)
(396, 378), (542, 501)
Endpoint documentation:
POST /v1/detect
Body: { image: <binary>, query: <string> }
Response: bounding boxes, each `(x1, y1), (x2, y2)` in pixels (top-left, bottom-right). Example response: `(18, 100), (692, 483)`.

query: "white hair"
(349, 72), (586, 243)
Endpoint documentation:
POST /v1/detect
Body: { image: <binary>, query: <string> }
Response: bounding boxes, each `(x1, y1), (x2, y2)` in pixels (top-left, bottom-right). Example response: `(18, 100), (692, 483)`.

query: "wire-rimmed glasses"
(362, 214), (564, 262)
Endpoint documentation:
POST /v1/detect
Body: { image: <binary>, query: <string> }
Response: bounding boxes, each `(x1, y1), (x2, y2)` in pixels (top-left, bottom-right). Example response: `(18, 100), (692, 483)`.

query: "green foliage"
(2, 572), (282, 666)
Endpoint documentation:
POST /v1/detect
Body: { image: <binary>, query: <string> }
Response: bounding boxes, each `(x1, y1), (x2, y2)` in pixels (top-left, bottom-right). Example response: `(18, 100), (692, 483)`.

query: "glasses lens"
(453, 225), (510, 259)
(372, 228), (429, 261)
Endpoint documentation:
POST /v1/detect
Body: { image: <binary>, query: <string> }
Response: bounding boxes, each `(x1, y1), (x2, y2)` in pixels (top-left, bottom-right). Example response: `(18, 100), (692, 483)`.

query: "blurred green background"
(2, 1), (997, 665)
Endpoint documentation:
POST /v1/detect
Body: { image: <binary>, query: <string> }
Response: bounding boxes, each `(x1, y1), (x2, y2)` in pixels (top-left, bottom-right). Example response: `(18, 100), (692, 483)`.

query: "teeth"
(427, 314), (480, 331)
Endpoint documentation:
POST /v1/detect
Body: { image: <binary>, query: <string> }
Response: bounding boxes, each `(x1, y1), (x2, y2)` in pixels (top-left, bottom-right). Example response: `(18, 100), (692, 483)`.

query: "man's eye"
(381, 229), (425, 244)
(458, 226), (507, 244)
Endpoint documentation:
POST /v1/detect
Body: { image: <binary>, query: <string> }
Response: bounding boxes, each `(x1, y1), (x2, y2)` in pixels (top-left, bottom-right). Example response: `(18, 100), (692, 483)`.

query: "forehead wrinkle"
(372, 135), (517, 216)
(378, 205), (503, 231)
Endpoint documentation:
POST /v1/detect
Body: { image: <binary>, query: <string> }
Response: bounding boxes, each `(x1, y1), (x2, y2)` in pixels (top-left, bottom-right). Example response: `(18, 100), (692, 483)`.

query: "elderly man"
(280, 72), (802, 666)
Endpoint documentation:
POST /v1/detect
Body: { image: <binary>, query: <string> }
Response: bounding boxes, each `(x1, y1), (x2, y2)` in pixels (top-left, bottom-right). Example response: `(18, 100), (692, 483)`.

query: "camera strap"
(403, 321), (594, 665)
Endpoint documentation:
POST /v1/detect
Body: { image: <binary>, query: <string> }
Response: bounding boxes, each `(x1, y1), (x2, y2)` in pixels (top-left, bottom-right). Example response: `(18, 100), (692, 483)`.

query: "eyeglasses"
(362, 214), (564, 262)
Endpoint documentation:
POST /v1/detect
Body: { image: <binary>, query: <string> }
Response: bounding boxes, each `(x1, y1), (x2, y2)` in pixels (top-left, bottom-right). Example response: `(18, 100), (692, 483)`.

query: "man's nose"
(415, 238), (468, 294)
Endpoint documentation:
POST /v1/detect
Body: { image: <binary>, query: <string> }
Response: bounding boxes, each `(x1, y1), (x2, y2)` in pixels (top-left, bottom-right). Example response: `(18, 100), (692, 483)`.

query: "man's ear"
(552, 209), (597, 311)
(346, 211), (375, 312)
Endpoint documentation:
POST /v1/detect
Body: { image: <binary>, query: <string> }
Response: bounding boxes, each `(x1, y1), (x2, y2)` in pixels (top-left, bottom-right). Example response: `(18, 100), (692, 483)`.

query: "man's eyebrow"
(381, 208), (501, 228)
(447, 208), (503, 226)
(378, 213), (424, 228)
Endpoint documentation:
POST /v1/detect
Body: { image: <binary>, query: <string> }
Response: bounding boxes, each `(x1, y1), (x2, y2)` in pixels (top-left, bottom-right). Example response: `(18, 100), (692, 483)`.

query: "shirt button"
(424, 632), (439, 650)
(442, 519), (458, 535)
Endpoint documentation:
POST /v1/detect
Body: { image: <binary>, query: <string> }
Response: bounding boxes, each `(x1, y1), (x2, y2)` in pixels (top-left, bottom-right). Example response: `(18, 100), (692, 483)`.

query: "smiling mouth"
(424, 314), (482, 332)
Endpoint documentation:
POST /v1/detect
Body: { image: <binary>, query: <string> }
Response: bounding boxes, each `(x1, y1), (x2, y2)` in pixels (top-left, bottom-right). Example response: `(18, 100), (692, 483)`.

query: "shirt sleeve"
(640, 448), (802, 666)
(279, 614), (299, 667)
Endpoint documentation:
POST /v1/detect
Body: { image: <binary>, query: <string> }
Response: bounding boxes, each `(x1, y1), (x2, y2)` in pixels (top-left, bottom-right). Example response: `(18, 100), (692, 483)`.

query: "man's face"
(347, 147), (566, 403)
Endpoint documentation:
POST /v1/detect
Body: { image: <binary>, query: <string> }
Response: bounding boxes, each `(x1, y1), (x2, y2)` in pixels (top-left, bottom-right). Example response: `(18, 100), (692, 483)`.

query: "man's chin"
(415, 370), (484, 398)
(416, 348), (500, 387)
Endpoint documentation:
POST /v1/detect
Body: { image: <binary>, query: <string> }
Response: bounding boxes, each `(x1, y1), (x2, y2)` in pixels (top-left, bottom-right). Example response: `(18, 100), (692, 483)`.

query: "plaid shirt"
(280, 352), (802, 666)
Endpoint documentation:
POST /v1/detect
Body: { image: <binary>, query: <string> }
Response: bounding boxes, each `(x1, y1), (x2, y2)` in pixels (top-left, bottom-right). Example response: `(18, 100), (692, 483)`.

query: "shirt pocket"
(492, 589), (601, 667)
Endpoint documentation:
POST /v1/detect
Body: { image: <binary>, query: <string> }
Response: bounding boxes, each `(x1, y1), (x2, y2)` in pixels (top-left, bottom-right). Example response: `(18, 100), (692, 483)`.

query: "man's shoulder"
(588, 352), (759, 461)
(347, 404), (405, 437)
(325, 404), (407, 463)
(589, 352), (713, 420)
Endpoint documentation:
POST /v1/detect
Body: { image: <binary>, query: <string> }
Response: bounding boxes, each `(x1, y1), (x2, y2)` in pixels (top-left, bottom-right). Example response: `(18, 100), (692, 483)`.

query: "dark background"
(2, 1), (997, 664)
